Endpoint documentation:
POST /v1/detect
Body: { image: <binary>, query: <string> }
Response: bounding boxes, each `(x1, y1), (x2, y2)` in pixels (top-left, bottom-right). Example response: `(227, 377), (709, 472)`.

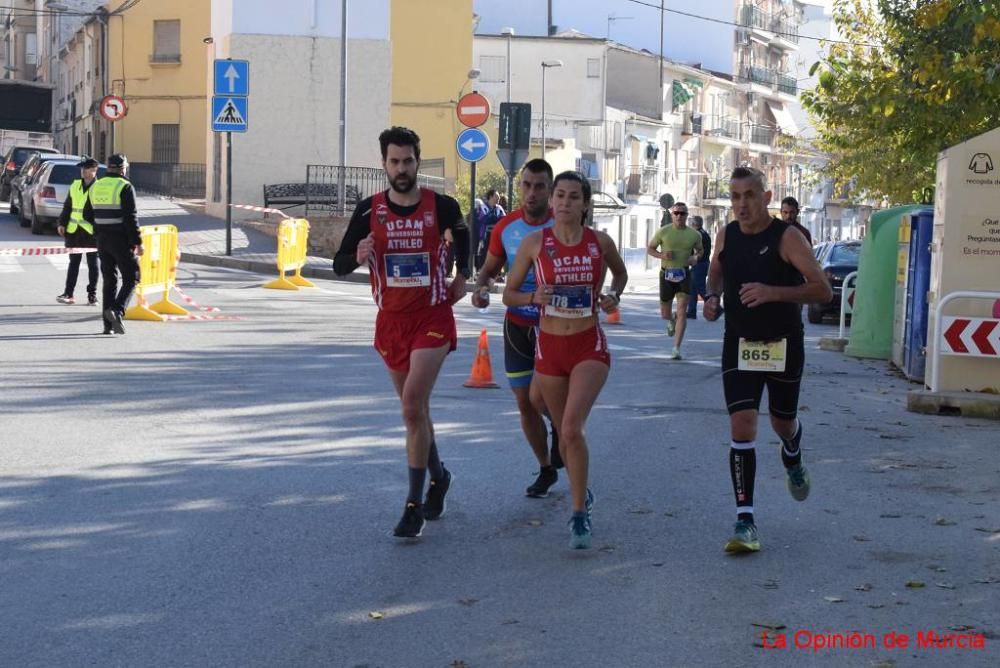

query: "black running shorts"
(721, 333), (804, 418)
(503, 317), (537, 389)
(660, 268), (692, 302)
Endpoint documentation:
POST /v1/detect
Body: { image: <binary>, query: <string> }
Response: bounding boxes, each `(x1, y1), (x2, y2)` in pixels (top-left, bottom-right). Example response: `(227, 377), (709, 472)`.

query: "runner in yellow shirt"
(647, 201), (703, 359)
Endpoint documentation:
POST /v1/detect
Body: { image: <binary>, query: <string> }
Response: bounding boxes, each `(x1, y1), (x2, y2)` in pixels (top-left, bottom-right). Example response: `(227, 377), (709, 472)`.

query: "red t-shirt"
(534, 226), (604, 320)
(367, 188), (451, 314)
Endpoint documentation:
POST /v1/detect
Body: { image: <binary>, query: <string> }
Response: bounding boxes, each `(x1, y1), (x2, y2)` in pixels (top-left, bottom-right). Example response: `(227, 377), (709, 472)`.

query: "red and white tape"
(229, 203), (291, 219)
(162, 313), (244, 322)
(173, 285), (221, 312)
(0, 246), (96, 256)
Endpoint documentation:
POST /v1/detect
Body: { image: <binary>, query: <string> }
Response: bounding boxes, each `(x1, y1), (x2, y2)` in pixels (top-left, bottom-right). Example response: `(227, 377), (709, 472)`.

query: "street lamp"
(540, 59), (562, 159)
(500, 26), (514, 103)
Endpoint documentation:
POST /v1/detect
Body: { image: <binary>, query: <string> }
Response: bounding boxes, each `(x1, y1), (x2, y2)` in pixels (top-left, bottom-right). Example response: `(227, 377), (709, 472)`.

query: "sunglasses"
(672, 211), (688, 217)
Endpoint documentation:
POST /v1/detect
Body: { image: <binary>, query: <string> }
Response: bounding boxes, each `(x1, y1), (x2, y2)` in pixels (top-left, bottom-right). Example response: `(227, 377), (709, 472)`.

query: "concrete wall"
(207, 0), (391, 216)
(390, 0), (473, 183)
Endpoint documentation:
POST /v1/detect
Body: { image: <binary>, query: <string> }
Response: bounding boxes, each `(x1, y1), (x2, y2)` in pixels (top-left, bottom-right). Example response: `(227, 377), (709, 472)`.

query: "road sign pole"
(226, 132), (232, 256)
(470, 160), (478, 272)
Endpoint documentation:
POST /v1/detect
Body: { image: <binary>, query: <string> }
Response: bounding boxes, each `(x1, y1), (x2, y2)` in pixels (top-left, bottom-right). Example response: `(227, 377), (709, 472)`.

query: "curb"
(180, 252), (370, 285)
(907, 389), (1000, 419)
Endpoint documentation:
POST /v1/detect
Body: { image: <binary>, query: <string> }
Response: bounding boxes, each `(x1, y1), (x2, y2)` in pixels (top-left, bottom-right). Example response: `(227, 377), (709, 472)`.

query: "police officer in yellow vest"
(82, 153), (143, 335)
(56, 157), (101, 306)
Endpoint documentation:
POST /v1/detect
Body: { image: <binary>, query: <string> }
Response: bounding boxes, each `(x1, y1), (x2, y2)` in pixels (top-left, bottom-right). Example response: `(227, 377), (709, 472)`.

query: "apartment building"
(2, 0), (38, 81)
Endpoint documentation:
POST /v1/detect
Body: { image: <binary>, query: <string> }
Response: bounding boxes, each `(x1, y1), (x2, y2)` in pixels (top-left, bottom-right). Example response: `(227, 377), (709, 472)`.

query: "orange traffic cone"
(606, 306), (622, 325)
(463, 328), (500, 388)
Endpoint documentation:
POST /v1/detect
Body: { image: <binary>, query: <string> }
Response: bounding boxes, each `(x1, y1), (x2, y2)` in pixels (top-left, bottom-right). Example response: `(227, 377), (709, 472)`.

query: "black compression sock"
(780, 421), (803, 469)
(427, 440), (444, 481)
(730, 441), (756, 522)
(407, 467), (427, 504)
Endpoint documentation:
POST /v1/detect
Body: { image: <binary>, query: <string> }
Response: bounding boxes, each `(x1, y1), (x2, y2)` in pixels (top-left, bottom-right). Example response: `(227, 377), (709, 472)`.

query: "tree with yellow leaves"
(802, 0), (1000, 203)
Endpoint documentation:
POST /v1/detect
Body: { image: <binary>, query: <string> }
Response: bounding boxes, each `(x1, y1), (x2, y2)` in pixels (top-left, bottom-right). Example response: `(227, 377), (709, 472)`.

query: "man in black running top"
(704, 167), (831, 554)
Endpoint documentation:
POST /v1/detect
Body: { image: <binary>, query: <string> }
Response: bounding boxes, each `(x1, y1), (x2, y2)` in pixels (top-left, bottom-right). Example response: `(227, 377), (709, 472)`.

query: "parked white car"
(23, 158), (106, 235)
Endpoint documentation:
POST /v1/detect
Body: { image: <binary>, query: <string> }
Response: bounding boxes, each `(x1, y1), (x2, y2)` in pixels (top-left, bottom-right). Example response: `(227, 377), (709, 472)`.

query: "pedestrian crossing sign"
(212, 96), (248, 133)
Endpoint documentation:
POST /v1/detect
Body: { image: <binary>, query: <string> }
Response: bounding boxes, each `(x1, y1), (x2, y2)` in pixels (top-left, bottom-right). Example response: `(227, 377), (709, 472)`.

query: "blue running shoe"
(569, 512), (592, 549)
(585, 488), (595, 520)
(724, 519), (760, 553)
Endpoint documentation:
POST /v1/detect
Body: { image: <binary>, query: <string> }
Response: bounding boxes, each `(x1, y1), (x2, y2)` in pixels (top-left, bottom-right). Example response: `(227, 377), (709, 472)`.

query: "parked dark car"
(808, 240), (861, 324)
(1, 145), (58, 201)
(10, 152), (77, 223)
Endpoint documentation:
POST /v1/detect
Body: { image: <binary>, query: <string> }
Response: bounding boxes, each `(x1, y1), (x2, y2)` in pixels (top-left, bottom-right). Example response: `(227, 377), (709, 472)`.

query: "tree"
(453, 170), (519, 218)
(801, 0), (1000, 204)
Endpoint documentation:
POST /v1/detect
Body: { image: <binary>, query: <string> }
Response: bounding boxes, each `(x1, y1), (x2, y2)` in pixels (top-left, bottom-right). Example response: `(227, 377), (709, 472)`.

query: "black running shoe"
(526, 467), (558, 498)
(423, 467), (452, 521)
(393, 502), (425, 538)
(550, 429), (564, 470)
(104, 308), (125, 334)
(87, 293), (98, 306)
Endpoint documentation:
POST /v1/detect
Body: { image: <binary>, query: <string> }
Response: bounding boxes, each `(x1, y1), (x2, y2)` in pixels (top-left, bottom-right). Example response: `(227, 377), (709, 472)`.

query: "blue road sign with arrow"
(214, 59), (249, 96)
(456, 127), (490, 163)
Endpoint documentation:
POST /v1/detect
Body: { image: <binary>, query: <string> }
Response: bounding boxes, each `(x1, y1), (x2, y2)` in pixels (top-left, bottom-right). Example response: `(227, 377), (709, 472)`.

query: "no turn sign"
(100, 95), (128, 122)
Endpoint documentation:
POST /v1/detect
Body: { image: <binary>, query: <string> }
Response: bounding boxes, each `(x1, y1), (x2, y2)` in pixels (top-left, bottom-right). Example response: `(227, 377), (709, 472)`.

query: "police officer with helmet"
(83, 153), (143, 335)
(55, 157), (101, 306)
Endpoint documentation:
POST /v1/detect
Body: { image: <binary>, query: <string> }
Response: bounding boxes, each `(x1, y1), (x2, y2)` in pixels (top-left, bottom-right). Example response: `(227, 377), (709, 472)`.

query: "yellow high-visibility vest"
(87, 175), (129, 224)
(65, 180), (94, 235)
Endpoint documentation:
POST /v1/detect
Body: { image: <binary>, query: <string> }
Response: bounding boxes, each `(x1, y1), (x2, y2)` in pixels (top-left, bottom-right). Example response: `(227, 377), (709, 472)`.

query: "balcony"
(688, 114), (742, 143)
(777, 73), (798, 97)
(740, 4), (800, 47)
(703, 178), (730, 201)
(625, 165), (659, 197)
(740, 5), (769, 32)
(746, 124), (776, 146)
(738, 66), (797, 100)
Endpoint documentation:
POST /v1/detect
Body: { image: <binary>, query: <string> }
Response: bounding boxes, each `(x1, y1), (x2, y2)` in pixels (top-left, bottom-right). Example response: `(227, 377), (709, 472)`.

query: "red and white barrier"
(229, 203), (291, 219)
(0, 246), (95, 256)
(941, 317), (1000, 357)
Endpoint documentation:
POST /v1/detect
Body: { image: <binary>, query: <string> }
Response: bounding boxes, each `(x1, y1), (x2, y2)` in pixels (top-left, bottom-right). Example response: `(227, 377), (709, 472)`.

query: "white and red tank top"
(367, 188), (450, 314)
(534, 226), (604, 319)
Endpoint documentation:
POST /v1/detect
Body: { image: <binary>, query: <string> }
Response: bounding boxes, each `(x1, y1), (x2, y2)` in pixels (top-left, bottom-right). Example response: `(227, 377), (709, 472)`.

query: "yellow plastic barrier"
(263, 218), (316, 290)
(124, 224), (188, 322)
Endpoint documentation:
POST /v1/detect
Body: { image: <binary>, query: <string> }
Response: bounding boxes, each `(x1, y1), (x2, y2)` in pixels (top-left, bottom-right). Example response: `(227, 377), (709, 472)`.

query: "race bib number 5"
(385, 252), (430, 287)
(737, 338), (787, 372)
(547, 285), (593, 318)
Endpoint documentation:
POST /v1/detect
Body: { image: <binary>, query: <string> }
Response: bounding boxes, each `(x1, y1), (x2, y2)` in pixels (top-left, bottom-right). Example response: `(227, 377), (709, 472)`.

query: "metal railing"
(740, 4), (800, 44)
(625, 165), (659, 197)
(129, 163), (205, 199)
(740, 5), (769, 31)
(838, 271), (858, 339)
(703, 178), (730, 201)
(929, 291), (1000, 392)
(304, 165), (445, 216)
(746, 124), (776, 146)
(777, 73), (798, 96)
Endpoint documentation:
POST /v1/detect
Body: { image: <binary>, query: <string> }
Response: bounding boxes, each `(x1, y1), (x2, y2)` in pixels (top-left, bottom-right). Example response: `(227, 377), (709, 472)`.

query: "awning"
(671, 77), (703, 108)
(766, 101), (799, 136)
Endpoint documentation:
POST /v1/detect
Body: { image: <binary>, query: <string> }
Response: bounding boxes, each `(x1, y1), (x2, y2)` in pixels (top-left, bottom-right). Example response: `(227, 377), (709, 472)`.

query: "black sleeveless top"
(719, 219), (803, 340)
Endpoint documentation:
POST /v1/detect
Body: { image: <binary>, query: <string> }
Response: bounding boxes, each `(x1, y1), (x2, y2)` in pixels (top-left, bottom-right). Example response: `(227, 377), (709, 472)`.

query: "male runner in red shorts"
(335, 127), (470, 538)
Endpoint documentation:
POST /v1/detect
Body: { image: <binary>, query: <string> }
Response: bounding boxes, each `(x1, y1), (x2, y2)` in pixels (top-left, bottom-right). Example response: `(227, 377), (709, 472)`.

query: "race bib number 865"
(737, 338), (787, 372)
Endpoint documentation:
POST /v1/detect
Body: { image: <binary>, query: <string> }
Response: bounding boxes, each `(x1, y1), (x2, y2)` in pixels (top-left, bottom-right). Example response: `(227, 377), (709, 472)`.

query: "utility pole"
(547, 0), (553, 35)
(659, 0), (665, 119)
(338, 0), (348, 215)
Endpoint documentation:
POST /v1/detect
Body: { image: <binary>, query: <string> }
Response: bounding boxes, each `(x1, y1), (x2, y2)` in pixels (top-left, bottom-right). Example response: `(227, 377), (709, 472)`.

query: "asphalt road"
(1, 208), (998, 667)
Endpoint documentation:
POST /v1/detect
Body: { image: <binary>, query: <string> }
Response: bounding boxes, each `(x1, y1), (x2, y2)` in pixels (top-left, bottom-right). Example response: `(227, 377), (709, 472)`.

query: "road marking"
(0, 257), (24, 273)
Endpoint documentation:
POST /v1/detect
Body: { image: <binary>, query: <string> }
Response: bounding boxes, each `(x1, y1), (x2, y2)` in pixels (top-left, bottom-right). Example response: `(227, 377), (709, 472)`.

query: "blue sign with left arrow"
(456, 127), (490, 163)
(214, 59), (249, 96)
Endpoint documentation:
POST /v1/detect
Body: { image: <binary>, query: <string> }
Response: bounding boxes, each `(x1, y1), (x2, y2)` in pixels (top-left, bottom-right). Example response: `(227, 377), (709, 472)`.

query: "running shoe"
(526, 467), (558, 498)
(550, 429), (563, 470)
(724, 519), (761, 553)
(666, 317), (676, 337)
(393, 502), (425, 538)
(585, 488), (595, 519)
(569, 512), (592, 549)
(87, 293), (98, 306)
(786, 463), (811, 502)
(104, 308), (125, 334)
(669, 347), (682, 360)
(423, 467), (452, 520)
(56, 294), (75, 305)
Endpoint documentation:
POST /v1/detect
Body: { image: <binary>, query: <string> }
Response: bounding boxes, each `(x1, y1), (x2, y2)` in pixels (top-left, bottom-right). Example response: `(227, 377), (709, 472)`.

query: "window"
(152, 20), (181, 63)
(587, 58), (601, 78)
(479, 55), (505, 83)
(152, 124), (180, 163)
(25, 33), (37, 65)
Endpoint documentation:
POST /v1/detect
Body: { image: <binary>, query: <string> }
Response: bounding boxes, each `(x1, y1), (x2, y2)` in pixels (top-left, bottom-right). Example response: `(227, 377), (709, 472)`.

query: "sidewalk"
(168, 202), (664, 292)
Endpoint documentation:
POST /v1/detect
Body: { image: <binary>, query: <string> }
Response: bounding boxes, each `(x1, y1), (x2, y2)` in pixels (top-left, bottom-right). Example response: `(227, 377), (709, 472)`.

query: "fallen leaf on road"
(867, 604), (886, 609)
(880, 513), (902, 518)
(855, 583), (873, 592)
(368, 611), (384, 620)
(527, 520), (543, 527)
(501, 619), (519, 625)
(823, 596), (844, 603)
(757, 579), (779, 590)
(598, 545), (616, 553)
(905, 581), (925, 588)
(973, 527), (1000, 534)
(973, 577), (1000, 584)
(651, 562), (664, 567)
(950, 625), (976, 632)
(450, 661), (468, 668)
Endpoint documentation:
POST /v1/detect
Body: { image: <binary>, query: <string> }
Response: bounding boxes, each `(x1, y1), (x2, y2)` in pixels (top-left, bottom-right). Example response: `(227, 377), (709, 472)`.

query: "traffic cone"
(606, 306), (622, 325)
(463, 328), (499, 388)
